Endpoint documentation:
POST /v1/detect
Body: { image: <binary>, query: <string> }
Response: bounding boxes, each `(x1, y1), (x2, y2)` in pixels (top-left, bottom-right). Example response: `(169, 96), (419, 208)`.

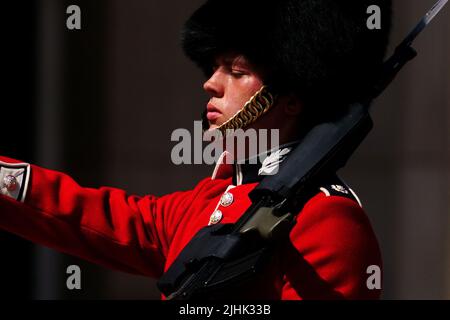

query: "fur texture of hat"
(182, 0), (392, 119)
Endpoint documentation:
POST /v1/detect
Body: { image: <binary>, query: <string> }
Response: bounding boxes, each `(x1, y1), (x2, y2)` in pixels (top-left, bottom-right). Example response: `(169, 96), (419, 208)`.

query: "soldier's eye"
(230, 69), (246, 77)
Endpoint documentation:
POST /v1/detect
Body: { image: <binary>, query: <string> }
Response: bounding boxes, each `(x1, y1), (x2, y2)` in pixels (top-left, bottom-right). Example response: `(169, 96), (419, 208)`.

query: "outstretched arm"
(0, 156), (205, 278)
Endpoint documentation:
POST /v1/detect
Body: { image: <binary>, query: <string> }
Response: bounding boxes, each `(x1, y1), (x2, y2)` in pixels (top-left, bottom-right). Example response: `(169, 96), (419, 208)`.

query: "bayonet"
(402, 0), (448, 47)
(373, 0), (448, 100)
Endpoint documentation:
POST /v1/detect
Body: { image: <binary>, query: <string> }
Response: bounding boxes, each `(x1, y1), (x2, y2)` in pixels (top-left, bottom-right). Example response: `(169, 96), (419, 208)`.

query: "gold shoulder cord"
(215, 85), (276, 136)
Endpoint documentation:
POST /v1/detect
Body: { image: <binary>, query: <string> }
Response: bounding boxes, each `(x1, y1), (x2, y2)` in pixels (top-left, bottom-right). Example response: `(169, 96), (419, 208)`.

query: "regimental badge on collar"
(258, 148), (292, 176)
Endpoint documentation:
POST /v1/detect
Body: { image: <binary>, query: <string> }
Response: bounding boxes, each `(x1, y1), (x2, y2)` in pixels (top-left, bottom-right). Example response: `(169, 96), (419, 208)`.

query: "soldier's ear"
(282, 94), (303, 116)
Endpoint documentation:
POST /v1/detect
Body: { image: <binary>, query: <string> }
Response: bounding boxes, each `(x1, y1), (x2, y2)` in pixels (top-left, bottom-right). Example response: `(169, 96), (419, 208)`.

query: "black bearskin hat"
(182, 0), (392, 120)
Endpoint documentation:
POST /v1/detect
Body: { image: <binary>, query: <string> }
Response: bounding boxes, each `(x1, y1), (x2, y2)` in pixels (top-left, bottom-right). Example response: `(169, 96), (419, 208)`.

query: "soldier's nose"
(203, 72), (224, 98)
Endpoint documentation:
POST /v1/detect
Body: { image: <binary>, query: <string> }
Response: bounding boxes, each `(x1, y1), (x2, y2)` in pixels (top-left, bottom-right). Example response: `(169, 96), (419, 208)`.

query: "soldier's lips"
(206, 111), (221, 121)
(206, 103), (222, 121)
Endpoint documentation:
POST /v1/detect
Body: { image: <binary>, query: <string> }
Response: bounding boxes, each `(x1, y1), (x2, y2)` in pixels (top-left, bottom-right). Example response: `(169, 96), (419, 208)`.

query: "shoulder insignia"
(319, 175), (362, 207)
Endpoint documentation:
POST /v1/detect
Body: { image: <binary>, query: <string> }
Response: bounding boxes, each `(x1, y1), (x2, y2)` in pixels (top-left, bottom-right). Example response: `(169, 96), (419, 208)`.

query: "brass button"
(220, 192), (234, 207)
(208, 210), (223, 225)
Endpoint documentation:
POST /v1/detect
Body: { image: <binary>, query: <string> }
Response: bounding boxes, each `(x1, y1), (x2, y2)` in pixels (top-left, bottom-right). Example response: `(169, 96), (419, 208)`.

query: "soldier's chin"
(206, 119), (224, 131)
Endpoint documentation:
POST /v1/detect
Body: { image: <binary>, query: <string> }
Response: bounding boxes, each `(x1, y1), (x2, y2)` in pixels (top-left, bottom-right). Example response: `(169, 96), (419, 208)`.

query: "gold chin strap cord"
(215, 85), (276, 136)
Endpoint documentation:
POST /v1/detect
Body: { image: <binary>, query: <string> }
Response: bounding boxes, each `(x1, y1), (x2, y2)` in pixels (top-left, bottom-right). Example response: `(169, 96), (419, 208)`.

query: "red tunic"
(0, 154), (382, 299)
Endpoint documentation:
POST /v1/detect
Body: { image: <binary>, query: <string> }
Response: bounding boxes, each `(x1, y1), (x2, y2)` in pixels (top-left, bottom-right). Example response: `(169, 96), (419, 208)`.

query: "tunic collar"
(211, 140), (300, 185)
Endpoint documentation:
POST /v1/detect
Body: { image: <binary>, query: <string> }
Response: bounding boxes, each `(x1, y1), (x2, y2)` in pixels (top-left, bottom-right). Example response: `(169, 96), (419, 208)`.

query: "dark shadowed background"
(1, 0), (449, 299)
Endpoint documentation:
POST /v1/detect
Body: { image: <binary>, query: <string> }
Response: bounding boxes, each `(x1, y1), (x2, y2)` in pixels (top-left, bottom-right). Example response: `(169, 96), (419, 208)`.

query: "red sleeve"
(0, 156), (208, 278)
(281, 193), (382, 300)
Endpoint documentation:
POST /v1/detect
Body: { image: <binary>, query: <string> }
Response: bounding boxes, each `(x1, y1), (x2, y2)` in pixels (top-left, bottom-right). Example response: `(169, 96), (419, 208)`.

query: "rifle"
(157, 0), (448, 300)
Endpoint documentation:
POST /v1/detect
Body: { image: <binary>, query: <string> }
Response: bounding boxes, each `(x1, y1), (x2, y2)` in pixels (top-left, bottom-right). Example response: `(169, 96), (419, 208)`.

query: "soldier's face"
(203, 53), (264, 130)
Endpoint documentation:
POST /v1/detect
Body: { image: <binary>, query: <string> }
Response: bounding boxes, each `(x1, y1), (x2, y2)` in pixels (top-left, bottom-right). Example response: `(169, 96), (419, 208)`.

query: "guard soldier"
(0, 0), (391, 299)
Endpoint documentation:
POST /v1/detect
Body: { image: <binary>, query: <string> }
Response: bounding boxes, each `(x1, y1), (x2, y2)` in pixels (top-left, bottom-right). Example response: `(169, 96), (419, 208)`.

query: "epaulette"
(319, 175), (362, 207)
